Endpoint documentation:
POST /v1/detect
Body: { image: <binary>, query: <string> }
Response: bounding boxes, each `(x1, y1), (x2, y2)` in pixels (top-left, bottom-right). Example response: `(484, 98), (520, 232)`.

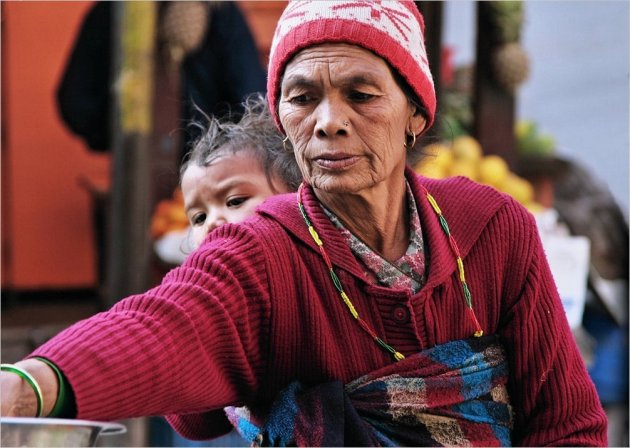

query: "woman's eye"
(226, 197), (248, 208)
(289, 93), (314, 105)
(191, 212), (206, 226)
(348, 91), (374, 102)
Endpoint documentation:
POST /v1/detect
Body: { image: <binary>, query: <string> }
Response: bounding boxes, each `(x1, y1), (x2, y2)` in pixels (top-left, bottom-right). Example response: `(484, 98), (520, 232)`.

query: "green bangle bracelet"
(1, 363), (44, 417)
(33, 357), (66, 418)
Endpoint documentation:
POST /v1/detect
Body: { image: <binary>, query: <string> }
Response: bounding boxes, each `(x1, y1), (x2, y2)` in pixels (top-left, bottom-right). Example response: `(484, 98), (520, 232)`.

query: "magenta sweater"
(32, 169), (607, 446)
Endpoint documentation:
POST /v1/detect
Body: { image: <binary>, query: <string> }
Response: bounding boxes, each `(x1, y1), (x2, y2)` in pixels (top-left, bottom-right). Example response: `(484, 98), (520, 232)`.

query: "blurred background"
(443, 1), (629, 211)
(1, 1), (628, 447)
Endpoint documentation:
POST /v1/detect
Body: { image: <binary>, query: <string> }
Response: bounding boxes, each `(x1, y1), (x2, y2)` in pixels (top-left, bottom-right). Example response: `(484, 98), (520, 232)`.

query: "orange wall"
(2, 1), (111, 289)
(0, 1), (286, 290)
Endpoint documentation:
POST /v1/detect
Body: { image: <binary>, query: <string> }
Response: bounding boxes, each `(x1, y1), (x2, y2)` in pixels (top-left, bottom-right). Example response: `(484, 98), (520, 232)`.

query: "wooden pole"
(150, 4), (183, 206)
(105, 2), (157, 306)
(414, 1), (443, 160)
(416, 1), (443, 124)
(473, 2), (517, 168)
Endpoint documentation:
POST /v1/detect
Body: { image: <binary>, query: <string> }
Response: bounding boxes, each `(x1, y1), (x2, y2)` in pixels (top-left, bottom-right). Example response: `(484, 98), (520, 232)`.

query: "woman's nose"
(314, 97), (349, 138)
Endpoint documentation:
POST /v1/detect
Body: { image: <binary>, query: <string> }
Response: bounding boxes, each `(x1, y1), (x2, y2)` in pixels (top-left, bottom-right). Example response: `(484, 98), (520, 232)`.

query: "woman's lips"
(314, 153), (361, 170)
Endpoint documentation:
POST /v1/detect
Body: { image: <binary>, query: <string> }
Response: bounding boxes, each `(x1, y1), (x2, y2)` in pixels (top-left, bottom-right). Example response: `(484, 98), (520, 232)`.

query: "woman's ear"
(409, 112), (427, 136)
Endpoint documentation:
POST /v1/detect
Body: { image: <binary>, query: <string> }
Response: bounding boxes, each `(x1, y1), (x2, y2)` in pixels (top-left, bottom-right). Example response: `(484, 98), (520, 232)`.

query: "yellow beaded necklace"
(296, 182), (484, 363)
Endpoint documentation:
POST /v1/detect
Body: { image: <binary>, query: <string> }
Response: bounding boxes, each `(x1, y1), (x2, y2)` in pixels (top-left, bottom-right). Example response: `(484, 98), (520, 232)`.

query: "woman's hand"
(1, 359), (58, 417)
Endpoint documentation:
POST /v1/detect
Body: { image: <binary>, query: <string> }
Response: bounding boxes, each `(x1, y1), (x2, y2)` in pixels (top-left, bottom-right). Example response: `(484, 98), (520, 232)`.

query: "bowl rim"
(0, 417), (126, 435)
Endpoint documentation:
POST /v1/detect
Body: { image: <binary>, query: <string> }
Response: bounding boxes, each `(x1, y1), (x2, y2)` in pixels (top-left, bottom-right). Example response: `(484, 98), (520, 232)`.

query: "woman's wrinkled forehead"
(281, 43), (389, 86)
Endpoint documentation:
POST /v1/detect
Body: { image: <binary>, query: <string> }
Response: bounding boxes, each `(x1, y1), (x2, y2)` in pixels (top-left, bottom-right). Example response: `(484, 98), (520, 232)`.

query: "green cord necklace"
(296, 182), (483, 363)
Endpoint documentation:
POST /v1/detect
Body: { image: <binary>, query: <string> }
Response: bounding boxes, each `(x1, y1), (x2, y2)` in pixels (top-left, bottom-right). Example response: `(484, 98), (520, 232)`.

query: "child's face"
(181, 149), (289, 248)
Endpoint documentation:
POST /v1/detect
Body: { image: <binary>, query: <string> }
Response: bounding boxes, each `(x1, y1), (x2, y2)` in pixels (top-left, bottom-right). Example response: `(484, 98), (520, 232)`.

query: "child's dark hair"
(181, 93), (303, 192)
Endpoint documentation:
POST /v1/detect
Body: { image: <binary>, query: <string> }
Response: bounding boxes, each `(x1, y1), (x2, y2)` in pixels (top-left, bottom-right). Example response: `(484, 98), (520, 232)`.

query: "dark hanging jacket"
(56, 1), (266, 155)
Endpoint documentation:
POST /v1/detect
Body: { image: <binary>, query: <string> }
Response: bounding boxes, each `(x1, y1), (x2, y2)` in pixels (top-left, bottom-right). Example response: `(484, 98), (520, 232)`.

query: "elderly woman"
(1, 1), (607, 446)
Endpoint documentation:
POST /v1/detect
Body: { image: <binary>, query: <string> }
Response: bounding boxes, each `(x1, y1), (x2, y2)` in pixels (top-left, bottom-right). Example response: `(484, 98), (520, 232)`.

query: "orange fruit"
(478, 155), (509, 188)
(451, 135), (483, 162)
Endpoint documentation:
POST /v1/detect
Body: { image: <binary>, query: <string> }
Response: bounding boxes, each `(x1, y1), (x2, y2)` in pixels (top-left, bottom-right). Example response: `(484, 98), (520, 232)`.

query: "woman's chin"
(310, 174), (376, 196)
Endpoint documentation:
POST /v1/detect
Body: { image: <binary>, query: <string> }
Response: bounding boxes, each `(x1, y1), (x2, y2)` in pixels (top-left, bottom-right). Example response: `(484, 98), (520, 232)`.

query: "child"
(180, 93), (302, 249)
(153, 93), (302, 264)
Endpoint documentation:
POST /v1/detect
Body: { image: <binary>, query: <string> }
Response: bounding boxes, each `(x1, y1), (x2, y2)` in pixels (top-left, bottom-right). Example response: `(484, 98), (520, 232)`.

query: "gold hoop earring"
(282, 136), (292, 153)
(404, 132), (417, 150)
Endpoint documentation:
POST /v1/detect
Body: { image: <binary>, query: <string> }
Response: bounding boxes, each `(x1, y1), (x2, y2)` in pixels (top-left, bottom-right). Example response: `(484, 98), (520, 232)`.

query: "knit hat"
(267, 0), (436, 135)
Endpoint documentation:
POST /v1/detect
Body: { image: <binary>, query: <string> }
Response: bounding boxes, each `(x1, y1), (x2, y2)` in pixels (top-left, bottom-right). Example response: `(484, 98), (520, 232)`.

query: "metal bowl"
(0, 417), (126, 447)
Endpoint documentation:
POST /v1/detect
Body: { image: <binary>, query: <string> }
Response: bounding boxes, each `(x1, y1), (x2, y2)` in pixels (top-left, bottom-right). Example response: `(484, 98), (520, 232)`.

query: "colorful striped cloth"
(225, 335), (513, 446)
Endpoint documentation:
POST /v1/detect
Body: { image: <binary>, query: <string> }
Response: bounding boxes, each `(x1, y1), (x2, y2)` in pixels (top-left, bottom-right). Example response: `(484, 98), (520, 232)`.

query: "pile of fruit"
(414, 135), (543, 213)
(516, 120), (556, 157)
(150, 188), (189, 239)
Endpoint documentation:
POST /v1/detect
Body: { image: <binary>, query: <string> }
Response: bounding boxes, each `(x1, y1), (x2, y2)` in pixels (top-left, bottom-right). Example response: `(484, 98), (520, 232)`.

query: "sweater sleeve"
(29, 224), (271, 427)
(496, 198), (607, 446)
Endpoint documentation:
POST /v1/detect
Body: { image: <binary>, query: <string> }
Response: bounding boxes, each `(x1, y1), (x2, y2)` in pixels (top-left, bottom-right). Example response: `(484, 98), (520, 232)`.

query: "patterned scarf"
(225, 335), (513, 447)
(323, 181), (426, 293)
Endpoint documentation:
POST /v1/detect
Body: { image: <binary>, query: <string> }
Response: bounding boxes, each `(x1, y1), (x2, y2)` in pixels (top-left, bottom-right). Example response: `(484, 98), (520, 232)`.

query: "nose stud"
(343, 121), (349, 127)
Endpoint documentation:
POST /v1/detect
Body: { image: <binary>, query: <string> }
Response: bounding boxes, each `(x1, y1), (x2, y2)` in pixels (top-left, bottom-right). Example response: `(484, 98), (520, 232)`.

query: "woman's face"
(278, 43), (425, 194)
(181, 149), (288, 248)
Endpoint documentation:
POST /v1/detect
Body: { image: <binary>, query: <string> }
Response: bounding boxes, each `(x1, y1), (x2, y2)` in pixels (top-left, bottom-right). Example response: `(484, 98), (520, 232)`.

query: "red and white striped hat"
(267, 0), (436, 134)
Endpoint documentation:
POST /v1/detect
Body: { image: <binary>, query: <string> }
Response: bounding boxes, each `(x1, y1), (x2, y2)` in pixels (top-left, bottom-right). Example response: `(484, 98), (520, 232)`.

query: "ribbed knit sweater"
(32, 169), (607, 446)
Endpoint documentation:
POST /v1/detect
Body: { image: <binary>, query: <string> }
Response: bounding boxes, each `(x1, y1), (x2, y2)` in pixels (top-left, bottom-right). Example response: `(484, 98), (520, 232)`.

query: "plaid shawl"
(225, 335), (513, 447)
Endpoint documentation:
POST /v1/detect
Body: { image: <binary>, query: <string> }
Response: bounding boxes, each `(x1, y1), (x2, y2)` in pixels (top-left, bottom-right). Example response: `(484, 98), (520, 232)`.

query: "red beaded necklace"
(296, 182), (484, 362)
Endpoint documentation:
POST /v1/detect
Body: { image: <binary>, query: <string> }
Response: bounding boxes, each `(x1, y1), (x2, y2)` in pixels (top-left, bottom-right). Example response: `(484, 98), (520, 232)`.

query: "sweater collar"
(274, 184), (370, 280)
(406, 167), (507, 288)
(258, 167), (506, 288)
